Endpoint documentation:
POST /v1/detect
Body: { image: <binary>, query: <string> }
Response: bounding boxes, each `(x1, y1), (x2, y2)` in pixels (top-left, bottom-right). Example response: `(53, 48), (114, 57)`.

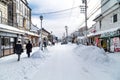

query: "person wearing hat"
(15, 40), (23, 61)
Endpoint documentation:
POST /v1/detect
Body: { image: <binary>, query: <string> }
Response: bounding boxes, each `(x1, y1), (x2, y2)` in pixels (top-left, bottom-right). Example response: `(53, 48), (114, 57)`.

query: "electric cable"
(32, 5), (80, 15)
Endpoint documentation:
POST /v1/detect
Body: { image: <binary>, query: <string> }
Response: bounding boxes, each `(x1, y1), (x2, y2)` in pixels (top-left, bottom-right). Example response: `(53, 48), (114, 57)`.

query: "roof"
(0, 24), (39, 37)
(40, 28), (50, 34)
(93, 14), (103, 22)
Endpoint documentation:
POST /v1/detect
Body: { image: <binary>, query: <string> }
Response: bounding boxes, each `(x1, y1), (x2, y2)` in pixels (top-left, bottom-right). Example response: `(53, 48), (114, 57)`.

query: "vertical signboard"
(113, 37), (120, 52)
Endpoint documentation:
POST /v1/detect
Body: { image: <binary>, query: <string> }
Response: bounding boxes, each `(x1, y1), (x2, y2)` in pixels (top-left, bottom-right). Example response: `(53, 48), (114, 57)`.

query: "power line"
(66, 0), (76, 24)
(78, 0), (106, 28)
(78, 0), (101, 27)
(87, 0), (101, 17)
(32, 5), (80, 15)
(87, 0), (108, 20)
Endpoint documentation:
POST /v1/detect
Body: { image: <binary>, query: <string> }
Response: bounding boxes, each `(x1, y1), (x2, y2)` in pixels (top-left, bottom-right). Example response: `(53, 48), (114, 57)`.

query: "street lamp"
(65, 26), (68, 43)
(40, 15), (43, 50)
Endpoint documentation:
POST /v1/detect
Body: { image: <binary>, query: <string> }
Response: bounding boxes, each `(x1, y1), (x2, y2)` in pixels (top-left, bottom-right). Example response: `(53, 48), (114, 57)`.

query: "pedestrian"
(43, 38), (47, 49)
(15, 40), (23, 61)
(26, 40), (32, 58)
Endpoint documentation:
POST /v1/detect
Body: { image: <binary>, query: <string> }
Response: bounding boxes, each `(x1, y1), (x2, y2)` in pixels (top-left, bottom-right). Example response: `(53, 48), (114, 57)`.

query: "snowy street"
(0, 43), (120, 80)
(31, 44), (82, 80)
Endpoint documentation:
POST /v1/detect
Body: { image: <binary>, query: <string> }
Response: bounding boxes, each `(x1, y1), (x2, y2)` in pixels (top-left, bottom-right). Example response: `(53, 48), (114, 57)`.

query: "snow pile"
(31, 48), (49, 59)
(31, 50), (44, 58)
(75, 45), (109, 63)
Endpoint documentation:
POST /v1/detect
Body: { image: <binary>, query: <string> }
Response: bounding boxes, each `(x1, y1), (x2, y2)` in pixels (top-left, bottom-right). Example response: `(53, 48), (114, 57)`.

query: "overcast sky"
(27, 0), (101, 38)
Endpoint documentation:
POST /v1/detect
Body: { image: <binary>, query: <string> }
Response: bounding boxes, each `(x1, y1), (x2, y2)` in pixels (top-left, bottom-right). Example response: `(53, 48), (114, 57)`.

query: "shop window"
(4, 37), (10, 49)
(1, 37), (10, 49)
(113, 14), (117, 23)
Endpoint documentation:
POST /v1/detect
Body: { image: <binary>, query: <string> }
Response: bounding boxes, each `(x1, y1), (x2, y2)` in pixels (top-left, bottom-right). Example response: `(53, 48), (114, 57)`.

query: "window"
(1, 37), (10, 49)
(113, 14), (117, 23)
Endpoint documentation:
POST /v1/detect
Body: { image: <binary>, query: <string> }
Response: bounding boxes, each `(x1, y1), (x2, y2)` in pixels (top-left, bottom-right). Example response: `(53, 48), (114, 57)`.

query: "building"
(30, 24), (39, 47)
(0, 0), (20, 57)
(0, 0), (39, 57)
(88, 0), (120, 52)
(39, 28), (50, 43)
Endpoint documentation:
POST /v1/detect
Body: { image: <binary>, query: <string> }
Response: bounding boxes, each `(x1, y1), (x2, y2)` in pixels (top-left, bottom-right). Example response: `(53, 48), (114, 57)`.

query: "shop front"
(100, 29), (120, 52)
(24, 31), (39, 47)
(0, 32), (18, 57)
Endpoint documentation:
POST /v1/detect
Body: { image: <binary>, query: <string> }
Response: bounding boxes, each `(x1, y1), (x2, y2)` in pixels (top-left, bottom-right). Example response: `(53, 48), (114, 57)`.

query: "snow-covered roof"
(87, 27), (120, 37)
(0, 24), (39, 37)
(0, 24), (24, 34)
(25, 31), (39, 37)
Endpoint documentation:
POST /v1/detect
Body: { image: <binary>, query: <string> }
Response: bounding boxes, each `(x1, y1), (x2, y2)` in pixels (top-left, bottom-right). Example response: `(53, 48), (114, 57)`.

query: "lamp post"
(40, 15), (43, 50)
(65, 26), (68, 43)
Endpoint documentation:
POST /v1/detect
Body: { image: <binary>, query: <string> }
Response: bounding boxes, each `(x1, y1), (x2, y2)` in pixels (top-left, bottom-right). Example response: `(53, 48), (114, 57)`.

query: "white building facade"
(88, 0), (120, 52)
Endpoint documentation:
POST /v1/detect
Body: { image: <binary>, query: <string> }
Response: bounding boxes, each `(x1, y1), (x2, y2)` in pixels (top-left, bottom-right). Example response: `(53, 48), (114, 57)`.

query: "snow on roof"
(0, 24), (24, 34)
(0, 24), (39, 37)
(87, 27), (120, 37)
(25, 31), (39, 37)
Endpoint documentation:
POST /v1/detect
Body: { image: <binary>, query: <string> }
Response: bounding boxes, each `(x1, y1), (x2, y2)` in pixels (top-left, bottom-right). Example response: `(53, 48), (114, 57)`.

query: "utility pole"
(84, 0), (88, 38)
(80, 0), (88, 42)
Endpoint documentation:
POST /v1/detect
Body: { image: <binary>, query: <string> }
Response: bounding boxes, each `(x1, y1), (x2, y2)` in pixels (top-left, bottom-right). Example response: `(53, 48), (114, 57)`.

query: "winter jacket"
(15, 43), (22, 54)
(26, 43), (32, 53)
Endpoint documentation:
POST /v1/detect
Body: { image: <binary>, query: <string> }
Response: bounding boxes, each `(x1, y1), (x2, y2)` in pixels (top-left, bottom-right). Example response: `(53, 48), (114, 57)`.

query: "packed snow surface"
(0, 43), (120, 80)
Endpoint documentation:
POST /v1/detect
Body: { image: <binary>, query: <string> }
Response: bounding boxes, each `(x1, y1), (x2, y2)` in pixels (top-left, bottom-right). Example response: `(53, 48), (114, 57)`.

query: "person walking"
(15, 41), (23, 61)
(26, 40), (32, 58)
(43, 38), (47, 49)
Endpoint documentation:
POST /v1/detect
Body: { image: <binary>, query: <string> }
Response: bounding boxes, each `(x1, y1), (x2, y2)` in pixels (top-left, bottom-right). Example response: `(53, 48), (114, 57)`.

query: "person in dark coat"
(26, 40), (32, 58)
(15, 41), (23, 61)
(43, 38), (47, 48)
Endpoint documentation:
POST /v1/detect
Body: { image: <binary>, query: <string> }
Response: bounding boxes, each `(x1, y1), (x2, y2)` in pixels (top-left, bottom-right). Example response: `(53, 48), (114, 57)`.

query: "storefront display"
(113, 37), (120, 52)
(100, 29), (120, 52)
(110, 38), (114, 52)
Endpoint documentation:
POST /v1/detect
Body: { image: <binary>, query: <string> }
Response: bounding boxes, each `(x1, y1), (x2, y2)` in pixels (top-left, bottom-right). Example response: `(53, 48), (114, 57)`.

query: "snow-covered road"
(30, 44), (120, 80)
(32, 44), (83, 80)
(0, 43), (120, 80)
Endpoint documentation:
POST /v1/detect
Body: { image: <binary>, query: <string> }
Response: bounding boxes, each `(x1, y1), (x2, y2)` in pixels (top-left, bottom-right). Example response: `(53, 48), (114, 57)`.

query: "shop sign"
(101, 31), (118, 38)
